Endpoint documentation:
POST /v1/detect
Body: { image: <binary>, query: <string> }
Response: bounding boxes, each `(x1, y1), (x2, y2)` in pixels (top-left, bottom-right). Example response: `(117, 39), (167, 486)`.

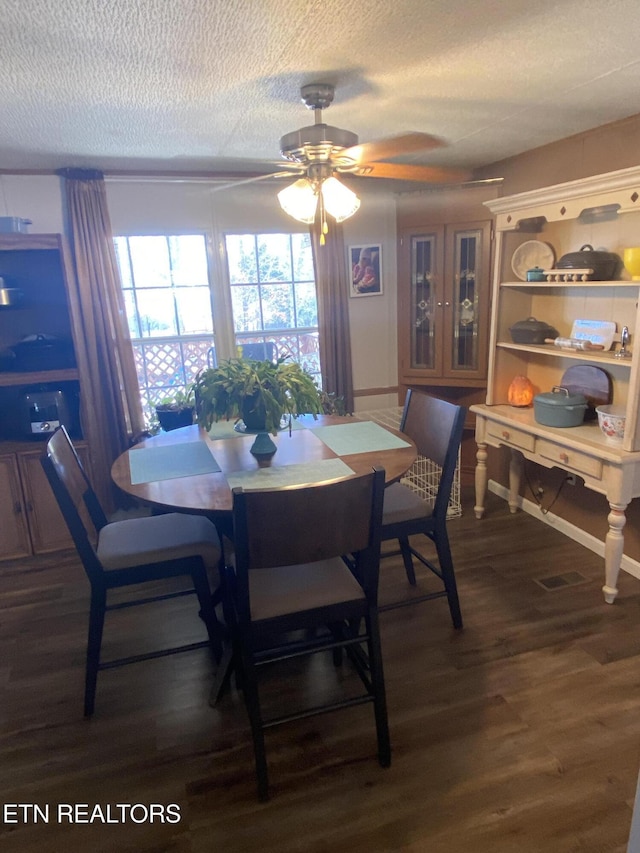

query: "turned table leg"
(509, 449), (523, 514)
(603, 501), (627, 604)
(474, 441), (488, 519)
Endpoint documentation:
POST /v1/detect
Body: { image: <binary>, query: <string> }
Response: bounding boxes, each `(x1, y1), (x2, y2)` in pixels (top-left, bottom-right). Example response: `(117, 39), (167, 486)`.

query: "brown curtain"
(310, 221), (354, 413)
(59, 169), (145, 513)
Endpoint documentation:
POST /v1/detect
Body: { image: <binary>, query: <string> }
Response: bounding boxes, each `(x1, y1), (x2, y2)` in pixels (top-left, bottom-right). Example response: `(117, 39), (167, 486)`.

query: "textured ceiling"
(2, 0), (640, 178)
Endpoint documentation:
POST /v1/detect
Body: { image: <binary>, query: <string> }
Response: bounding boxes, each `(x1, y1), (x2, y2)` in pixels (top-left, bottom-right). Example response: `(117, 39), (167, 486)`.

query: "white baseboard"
(487, 479), (640, 582)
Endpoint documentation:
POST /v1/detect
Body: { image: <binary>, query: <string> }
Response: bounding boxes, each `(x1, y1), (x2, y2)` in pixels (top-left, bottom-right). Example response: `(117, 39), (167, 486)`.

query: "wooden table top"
(111, 415), (417, 519)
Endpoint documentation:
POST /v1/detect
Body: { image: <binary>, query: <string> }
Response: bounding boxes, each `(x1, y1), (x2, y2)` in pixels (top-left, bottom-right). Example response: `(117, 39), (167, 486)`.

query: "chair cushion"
(382, 482), (433, 526)
(97, 512), (221, 571)
(249, 558), (365, 621)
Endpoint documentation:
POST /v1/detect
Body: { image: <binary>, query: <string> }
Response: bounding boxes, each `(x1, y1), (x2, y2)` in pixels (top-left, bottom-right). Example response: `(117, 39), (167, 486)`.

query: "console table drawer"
(487, 421), (536, 452)
(536, 438), (603, 479)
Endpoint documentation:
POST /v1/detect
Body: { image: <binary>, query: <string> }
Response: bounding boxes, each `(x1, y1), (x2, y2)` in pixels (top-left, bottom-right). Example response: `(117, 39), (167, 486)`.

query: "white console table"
(471, 404), (640, 603)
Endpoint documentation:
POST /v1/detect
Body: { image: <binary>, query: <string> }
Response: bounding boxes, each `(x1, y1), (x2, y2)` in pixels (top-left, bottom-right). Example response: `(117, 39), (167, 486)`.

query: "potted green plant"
(155, 388), (195, 432)
(193, 357), (323, 438)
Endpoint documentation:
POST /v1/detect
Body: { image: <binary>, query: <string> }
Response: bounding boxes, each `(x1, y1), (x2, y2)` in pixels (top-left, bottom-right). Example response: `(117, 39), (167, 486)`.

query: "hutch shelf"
(471, 165), (640, 603)
(0, 233), (93, 557)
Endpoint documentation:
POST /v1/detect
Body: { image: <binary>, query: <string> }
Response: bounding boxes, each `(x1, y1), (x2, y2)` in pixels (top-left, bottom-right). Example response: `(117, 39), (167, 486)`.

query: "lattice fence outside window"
(357, 406), (462, 518)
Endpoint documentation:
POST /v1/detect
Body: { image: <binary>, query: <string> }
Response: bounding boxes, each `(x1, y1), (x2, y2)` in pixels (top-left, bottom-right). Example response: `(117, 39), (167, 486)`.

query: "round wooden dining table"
(111, 414), (417, 525)
(111, 414), (416, 703)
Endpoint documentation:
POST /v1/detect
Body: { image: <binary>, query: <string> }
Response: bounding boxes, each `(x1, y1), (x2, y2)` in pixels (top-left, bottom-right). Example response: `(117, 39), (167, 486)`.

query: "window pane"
(294, 281), (318, 327)
(291, 233), (314, 281)
(261, 283), (294, 329)
(136, 289), (177, 336)
(114, 238), (133, 288)
(226, 235), (258, 284)
(175, 287), (214, 334)
(231, 285), (261, 332)
(168, 235), (209, 286)
(122, 289), (140, 337)
(257, 234), (291, 281)
(128, 237), (172, 288)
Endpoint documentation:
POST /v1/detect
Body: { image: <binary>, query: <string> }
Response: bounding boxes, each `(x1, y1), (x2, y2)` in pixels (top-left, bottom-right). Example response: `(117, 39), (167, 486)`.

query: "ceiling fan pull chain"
(319, 191), (328, 245)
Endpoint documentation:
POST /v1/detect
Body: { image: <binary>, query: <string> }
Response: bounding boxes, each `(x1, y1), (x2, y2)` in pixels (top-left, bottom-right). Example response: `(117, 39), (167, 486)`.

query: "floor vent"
(534, 571), (589, 591)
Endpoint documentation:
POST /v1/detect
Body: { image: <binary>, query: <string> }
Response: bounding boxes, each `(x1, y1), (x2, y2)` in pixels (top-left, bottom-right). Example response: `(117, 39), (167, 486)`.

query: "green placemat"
(226, 458), (354, 492)
(129, 442), (221, 484)
(310, 421), (411, 455)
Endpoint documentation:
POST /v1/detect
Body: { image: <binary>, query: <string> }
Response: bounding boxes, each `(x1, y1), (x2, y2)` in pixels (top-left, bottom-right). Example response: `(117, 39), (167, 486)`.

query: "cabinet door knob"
(444, 301), (451, 307)
(14, 501), (22, 515)
(436, 301), (443, 307)
(502, 430), (510, 440)
(560, 453), (569, 464)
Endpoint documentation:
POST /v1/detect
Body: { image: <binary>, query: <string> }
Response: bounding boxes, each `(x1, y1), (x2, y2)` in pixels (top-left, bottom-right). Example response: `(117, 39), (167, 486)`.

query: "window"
(114, 234), (214, 420)
(115, 232), (319, 423)
(225, 233), (319, 380)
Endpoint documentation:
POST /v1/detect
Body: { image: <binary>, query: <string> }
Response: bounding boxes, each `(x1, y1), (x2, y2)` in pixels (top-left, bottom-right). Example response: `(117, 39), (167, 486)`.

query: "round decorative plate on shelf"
(511, 240), (556, 281)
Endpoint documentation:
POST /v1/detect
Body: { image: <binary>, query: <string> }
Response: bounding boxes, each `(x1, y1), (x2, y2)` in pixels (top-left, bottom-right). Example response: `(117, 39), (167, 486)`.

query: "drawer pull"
(560, 453), (569, 464)
(502, 430), (510, 440)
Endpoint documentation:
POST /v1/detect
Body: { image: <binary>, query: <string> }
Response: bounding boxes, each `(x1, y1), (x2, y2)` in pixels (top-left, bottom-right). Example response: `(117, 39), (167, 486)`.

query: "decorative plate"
(511, 241), (556, 281)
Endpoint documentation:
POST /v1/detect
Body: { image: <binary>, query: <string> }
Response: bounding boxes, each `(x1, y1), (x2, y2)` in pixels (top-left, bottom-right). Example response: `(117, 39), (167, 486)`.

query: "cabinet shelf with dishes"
(472, 165), (640, 603)
(482, 169), (640, 453)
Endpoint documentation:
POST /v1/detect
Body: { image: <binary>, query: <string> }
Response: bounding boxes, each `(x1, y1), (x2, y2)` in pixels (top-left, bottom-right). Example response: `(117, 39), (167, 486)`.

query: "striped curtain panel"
(59, 169), (145, 513)
(310, 221), (354, 413)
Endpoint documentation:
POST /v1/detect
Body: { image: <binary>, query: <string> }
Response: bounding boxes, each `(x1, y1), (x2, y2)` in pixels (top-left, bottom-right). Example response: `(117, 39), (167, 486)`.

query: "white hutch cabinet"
(471, 166), (640, 603)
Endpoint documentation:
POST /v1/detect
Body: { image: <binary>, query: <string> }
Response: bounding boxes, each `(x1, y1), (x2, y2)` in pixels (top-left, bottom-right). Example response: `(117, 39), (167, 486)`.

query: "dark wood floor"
(3, 489), (640, 852)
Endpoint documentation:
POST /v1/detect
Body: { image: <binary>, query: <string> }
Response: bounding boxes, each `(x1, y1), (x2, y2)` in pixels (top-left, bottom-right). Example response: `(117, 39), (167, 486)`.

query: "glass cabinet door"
(450, 226), (482, 373)
(410, 234), (439, 370)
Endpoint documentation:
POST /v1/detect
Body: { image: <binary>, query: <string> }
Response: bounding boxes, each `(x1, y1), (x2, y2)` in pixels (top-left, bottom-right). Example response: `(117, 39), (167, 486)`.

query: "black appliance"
(21, 389), (72, 438)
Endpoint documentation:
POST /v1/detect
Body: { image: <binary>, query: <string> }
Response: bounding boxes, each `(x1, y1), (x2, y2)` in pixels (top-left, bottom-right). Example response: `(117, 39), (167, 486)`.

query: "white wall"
(0, 174), (65, 233)
(0, 174), (399, 407)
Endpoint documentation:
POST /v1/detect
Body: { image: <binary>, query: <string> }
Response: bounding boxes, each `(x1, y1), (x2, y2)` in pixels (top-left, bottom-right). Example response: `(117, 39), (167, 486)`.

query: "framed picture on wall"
(348, 244), (383, 297)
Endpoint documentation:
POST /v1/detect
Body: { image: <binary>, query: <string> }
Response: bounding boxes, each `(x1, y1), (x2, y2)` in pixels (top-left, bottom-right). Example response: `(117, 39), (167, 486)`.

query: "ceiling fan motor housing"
(279, 124), (358, 165)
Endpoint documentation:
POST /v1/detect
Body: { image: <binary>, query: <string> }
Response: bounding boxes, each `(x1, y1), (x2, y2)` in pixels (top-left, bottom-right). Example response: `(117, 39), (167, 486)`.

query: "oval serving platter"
(511, 240), (556, 281)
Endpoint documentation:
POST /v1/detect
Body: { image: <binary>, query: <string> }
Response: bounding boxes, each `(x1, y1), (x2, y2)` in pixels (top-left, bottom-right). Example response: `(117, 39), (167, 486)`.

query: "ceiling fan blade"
(350, 162), (471, 184)
(340, 132), (445, 165)
(210, 169), (302, 192)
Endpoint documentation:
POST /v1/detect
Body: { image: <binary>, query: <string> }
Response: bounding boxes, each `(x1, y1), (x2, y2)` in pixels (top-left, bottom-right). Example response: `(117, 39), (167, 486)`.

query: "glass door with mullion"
(443, 222), (490, 381)
(408, 231), (444, 376)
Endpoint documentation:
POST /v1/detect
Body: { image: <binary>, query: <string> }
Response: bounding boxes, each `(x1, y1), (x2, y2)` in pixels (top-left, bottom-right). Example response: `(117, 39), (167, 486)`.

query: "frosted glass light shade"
(277, 179), (318, 224)
(320, 176), (360, 222)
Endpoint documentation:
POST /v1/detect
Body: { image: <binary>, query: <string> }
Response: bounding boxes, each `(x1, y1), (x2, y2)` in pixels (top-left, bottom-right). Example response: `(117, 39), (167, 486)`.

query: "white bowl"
(596, 405), (626, 444)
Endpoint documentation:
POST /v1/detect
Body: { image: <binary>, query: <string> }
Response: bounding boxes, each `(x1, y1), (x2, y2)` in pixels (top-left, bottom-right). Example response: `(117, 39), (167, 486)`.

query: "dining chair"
(41, 425), (224, 717)
(229, 467), (390, 800)
(237, 341), (278, 362)
(380, 389), (466, 627)
(206, 342), (277, 368)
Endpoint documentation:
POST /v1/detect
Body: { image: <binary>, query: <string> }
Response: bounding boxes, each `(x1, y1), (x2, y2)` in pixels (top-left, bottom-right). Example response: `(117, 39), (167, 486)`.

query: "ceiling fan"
(217, 83), (484, 237)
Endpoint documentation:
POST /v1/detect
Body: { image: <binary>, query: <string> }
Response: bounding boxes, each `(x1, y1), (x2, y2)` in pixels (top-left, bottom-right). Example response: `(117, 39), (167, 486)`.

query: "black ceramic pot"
(556, 244), (621, 280)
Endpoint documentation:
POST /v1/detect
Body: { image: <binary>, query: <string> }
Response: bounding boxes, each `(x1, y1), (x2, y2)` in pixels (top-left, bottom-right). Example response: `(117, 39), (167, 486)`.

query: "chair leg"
(239, 642), (269, 801)
(85, 588), (106, 717)
(329, 621), (344, 666)
(398, 536), (417, 585)
(434, 530), (463, 630)
(365, 610), (391, 767)
(191, 564), (224, 661)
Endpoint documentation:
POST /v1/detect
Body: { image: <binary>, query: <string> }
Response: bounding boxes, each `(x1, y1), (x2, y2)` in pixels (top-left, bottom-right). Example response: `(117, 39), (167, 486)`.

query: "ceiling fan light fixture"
(277, 178), (318, 224)
(320, 176), (360, 222)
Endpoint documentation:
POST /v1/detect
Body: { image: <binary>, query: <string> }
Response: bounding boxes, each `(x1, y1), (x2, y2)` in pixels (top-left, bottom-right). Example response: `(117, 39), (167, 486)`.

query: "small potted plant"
(154, 388), (195, 432)
(193, 357), (323, 454)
